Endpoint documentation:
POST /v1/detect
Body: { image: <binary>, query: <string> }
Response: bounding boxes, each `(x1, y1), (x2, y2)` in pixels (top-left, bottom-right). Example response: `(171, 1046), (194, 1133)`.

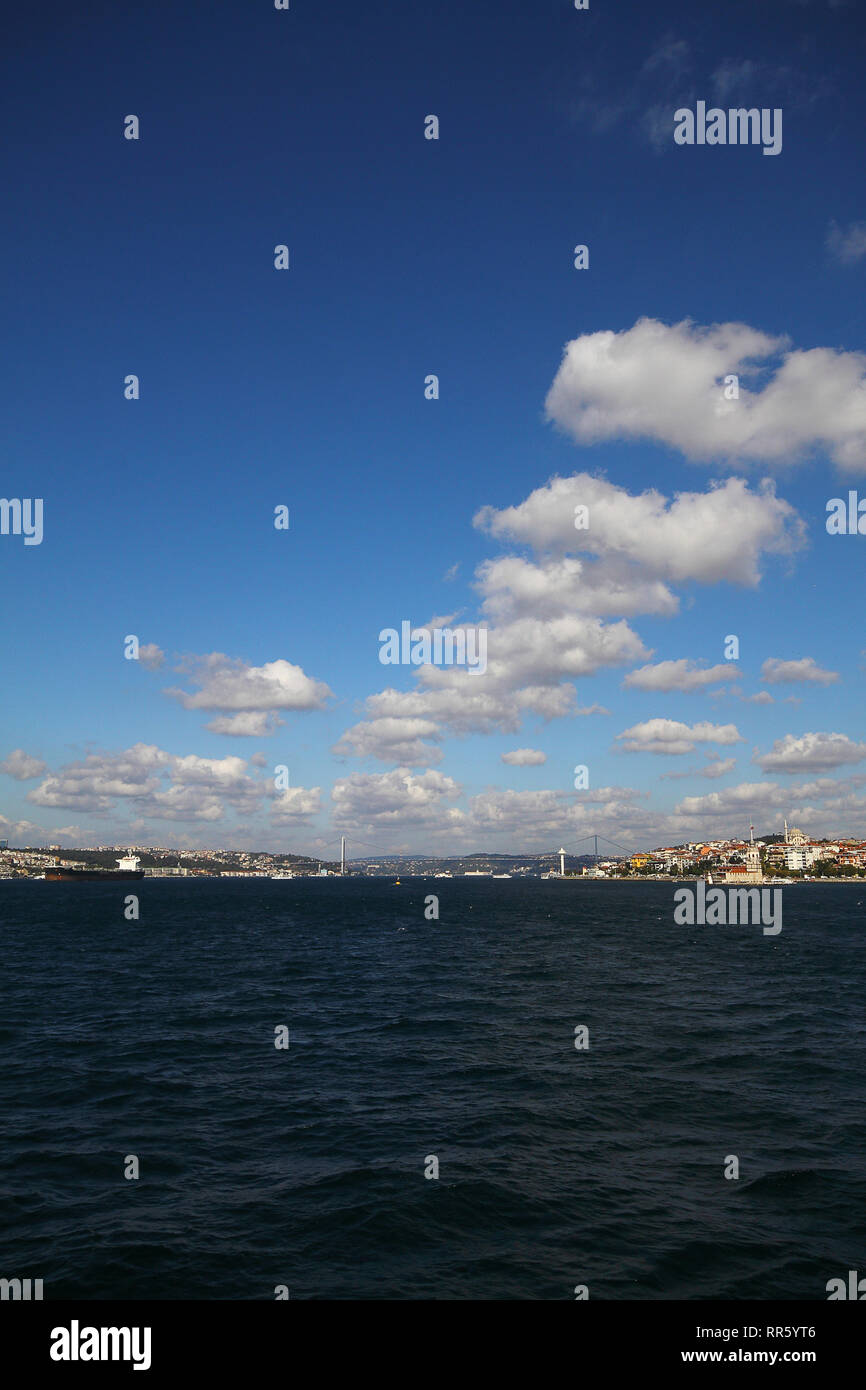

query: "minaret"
(559, 847), (566, 876)
(340, 836), (347, 876)
(784, 817), (789, 845)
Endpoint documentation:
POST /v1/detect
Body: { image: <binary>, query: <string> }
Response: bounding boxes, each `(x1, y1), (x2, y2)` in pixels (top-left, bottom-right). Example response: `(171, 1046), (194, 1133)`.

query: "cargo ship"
(44, 853), (145, 882)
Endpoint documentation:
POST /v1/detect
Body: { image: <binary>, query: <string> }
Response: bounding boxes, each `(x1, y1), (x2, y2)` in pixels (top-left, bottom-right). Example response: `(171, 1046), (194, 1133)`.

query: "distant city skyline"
(3, 0), (866, 854)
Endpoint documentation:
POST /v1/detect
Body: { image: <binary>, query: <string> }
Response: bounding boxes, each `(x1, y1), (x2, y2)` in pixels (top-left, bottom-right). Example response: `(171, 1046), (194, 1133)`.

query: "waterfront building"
(724, 824), (763, 884)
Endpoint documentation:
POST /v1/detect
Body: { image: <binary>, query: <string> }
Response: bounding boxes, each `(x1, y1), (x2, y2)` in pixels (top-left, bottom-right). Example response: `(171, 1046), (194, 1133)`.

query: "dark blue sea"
(1, 879), (864, 1300)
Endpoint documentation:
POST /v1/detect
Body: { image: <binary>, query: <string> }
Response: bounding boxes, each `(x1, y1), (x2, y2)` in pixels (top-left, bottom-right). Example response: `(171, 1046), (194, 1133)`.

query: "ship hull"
(44, 869), (145, 881)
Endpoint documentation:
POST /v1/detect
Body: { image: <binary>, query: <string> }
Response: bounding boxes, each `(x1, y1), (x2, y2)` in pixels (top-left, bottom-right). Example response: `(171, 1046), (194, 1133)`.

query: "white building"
(784, 819), (807, 846)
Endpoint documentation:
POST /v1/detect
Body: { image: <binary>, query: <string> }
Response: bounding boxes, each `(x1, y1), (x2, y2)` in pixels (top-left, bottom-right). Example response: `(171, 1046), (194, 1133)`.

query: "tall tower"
(746, 822), (761, 878)
(559, 847), (566, 876)
(784, 817), (789, 845)
(340, 836), (347, 876)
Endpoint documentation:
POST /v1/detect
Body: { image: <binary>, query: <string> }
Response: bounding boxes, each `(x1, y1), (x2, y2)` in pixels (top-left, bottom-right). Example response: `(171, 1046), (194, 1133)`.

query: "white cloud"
(28, 743), (170, 813)
(478, 614), (647, 687)
(478, 553), (679, 619)
(26, 744), (269, 821)
(753, 732), (866, 773)
(475, 473), (803, 586)
(544, 318), (866, 472)
(338, 472), (800, 770)
(205, 712), (285, 737)
(332, 768), (463, 832)
(360, 680), (574, 737)
(138, 643), (165, 670)
(425, 612), (460, 630)
(827, 221), (866, 266)
(760, 657), (839, 685)
(0, 811), (56, 842)
(332, 717), (443, 767)
(642, 37), (691, 78)
(662, 754), (738, 781)
(571, 34), (694, 150)
(675, 780), (778, 818)
(501, 748), (547, 766)
(0, 749), (47, 780)
(623, 659), (736, 692)
(335, 611), (637, 762)
(673, 775), (866, 838)
(167, 653), (332, 714)
(171, 753), (251, 784)
(464, 785), (652, 848)
(324, 776), (660, 854)
(711, 58), (761, 100)
(617, 718), (744, 755)
(271, 786), (322, 825)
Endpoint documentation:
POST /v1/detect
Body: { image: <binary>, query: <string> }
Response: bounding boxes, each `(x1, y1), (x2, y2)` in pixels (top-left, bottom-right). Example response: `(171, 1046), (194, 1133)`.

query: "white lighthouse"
(559, 847), (566, 877)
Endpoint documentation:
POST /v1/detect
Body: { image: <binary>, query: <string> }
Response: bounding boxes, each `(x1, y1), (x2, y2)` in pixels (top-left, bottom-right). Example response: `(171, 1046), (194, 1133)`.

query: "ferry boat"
(44, 853), (145, 882)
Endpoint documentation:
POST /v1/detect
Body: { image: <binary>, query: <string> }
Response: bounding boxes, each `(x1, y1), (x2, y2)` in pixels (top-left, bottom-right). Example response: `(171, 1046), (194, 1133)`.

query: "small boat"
(394, 878), (401, 885)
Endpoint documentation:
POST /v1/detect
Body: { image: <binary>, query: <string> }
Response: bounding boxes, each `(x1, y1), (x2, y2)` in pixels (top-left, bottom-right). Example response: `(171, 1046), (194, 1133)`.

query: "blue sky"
(2, 0), (866, 854)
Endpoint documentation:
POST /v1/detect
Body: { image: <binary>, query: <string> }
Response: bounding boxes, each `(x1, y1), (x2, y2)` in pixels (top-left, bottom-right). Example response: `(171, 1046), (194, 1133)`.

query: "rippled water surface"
(1, 879), (864, 1299)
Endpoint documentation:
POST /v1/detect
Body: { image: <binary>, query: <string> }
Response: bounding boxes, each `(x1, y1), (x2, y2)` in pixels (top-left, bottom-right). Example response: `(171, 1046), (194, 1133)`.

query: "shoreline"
(4, 873), (866, 885)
